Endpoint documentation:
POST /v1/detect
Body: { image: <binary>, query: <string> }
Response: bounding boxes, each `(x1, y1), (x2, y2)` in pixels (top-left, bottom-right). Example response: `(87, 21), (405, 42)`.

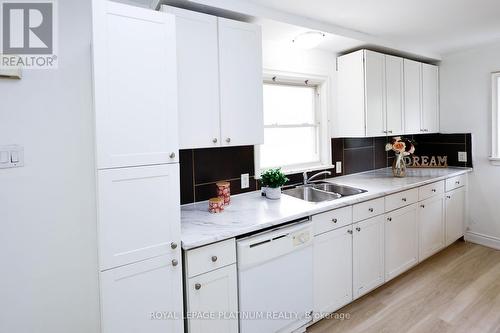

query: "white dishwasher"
(237, 219), (313, 333)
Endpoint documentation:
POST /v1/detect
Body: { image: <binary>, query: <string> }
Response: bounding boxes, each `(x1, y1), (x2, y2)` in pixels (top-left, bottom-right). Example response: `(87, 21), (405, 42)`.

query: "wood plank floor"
(308, 241), (500, 333)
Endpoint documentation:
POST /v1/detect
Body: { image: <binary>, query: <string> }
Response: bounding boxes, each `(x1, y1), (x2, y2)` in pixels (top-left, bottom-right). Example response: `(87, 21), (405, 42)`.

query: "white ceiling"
(245, 0), (500, 55)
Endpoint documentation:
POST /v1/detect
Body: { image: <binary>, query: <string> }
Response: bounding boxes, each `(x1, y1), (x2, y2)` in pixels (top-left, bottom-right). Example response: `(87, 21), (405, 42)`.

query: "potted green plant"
(260, 168), (289, 200)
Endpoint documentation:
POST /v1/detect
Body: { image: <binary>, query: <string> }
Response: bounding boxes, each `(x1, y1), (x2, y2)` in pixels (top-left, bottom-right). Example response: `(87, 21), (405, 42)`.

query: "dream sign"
(404, 155), (448, 168)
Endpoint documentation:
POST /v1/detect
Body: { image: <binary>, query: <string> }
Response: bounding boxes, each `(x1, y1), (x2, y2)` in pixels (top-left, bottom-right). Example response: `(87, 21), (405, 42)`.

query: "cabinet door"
(187, 264), (239, 333)
(385, 204), (418, 281)
(403, 59), (422, 134)
(313, 225), (353, 318)
(419, 195), (445, 261)
(218, 18), (264, 146)
(422, 63), (439, 133)
(98, 164), (180, 270)
(353, 215), (385, 299)
(445, 187), (466, 246)
(365, 50), (387, 137)
(385, 55), (404, 135)
(92, 2), (178, 168)
(100, 255), (183, 333)
(163, 6), (221, 149)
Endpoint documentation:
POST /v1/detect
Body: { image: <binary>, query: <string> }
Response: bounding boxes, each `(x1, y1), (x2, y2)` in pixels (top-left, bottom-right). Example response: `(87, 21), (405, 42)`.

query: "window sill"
(489, 157), (500, 166)
(256, 164), (335, 179)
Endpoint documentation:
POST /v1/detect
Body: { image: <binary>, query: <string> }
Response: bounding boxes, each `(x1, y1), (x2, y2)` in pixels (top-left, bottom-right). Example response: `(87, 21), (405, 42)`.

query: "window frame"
(491, 72), (500, 165)
(255, 70), (333, 175)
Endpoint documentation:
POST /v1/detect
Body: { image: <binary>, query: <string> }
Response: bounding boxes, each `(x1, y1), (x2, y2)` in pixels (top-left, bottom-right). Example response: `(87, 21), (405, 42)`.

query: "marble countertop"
(181, 167), (472, 250)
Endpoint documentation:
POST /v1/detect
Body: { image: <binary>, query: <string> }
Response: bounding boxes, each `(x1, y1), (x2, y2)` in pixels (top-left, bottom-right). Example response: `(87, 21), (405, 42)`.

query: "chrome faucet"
(303, 170), (332, 185)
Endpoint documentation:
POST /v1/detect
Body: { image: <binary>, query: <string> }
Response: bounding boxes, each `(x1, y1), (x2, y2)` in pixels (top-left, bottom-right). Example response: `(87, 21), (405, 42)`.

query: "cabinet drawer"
(418, 181), (444, 201)
(385, 188), (418, 212)
(353, 198), (385, 222)
(186, 239), (236, 278)
(312, 206), (353, 235)
(446, 174), (466, 192)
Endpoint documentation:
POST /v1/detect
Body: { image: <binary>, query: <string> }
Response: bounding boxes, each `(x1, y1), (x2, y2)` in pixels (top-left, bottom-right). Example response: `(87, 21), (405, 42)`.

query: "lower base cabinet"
(419, 194), (445, 261)
(313, 225), (353, 318)
(100, 255), (183, 333)
(186, 264), (239, 333)
(445, 186), (466, 245)
(353, 215), (385, 299)
(385, 204), (419, 281)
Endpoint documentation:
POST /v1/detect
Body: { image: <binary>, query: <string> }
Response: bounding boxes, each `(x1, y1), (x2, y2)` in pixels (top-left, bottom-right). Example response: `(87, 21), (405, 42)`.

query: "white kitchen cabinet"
(385, 55), (404, 135)
(422, 63), (440, 133)
(403, 59), (422, 134)
(100, 254), (183, 333)
(97, 164), (180, 270)
(92, 2), (178, 168)
(419, 194), (445, 261)
(313, 225), (353, 318)
(186, 264), (239, 333)
(445, 186), (466, 246)
(385, 204), (418, 281)
(353, 215), (385, 299)
(218, 18), (264, 146)
(365, 50), (386, 137)
(337, 50), (404, 137)
(162, 6), (220, 149)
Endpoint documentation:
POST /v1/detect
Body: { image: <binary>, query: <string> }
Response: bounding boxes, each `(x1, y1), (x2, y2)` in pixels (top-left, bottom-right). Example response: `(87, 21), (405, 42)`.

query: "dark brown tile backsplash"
(180, 133), (473, 204)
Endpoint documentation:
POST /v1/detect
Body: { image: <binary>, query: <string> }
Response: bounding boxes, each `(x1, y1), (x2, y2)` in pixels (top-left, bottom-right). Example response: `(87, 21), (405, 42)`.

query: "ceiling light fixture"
(292, 31), (326, 49)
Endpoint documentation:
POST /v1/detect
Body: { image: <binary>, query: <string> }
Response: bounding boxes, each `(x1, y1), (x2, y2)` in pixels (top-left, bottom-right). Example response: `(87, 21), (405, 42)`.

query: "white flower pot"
(265, 187), (282, 200)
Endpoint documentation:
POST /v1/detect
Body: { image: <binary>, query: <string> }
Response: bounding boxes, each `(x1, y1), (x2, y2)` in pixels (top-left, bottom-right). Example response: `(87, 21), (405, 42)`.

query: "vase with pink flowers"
(385, 137), (415, 177)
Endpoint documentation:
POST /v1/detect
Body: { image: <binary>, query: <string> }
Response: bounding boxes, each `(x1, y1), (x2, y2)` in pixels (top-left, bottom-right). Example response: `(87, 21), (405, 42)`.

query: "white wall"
(0, 0), (100, 332)
(440, 41), (500, 245)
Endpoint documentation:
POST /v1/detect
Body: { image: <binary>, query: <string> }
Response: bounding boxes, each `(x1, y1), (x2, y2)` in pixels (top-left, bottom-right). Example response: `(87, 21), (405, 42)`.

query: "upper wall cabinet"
(162, 6), (264, 149)
(336, 49), (439, 138)
(337, 50), (404, 137)
(92, 2), (178, 169)
(404, 61), (440, 134)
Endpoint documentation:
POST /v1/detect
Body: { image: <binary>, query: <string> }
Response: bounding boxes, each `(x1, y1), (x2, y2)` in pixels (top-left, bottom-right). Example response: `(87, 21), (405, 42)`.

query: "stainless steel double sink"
(282, 182), (367, 203)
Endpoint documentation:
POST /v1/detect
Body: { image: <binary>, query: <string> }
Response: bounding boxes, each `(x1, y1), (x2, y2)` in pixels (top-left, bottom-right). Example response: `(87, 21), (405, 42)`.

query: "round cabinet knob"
(388, 217), (392, 222)
(432, 189), (436, 192)
(332, 218), (338, 223)
(170, 242), (178, 250)
(421, 204), (425, 208)
(171, 259), (178, 267)
(211, 256), (218, 262)
(447, 195), (451, 199)
(195, 283), (201, 290)
(347, 230), (353, 234)
(388, 130), (393, 133)
(356, 227), (361, 232)
(402, 198), (407, 202)
(456, 181), (460, 185)
(169, 152), (176, 159)
(212, 138), (218, 143)
(225, 138), (231, 143)
(368, 208), (374, 213)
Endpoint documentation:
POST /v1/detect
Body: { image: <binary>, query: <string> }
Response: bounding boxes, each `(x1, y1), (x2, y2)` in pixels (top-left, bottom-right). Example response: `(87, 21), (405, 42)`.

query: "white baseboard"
(465, 231), (500, 250)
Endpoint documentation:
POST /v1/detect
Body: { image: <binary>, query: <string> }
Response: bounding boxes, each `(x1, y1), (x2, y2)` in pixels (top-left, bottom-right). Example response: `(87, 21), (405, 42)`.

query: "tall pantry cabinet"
(91, 2), (183, 333)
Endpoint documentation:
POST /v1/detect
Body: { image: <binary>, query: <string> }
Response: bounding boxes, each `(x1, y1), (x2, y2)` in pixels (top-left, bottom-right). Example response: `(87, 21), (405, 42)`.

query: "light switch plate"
(241, 173), (250, 189)
(458, 151), (467, 162)
(0, 145), (24, 169)
(336, 161), (342, 174)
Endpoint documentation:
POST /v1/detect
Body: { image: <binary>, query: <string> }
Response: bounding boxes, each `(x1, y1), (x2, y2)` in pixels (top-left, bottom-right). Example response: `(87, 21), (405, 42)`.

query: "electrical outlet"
(336, 161), (342, 174)
(458, 151), (467, 162)
(241, 173), (250, 189)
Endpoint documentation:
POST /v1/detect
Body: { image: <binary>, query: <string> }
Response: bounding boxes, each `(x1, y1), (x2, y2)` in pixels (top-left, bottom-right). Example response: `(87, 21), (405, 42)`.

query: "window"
(256, 74), (331, 173)
(492, 72), (500, 164)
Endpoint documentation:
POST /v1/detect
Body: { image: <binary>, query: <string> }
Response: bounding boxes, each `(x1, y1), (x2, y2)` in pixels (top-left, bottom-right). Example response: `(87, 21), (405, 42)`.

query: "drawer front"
(385, 188), (418, 212)
(353, 197), (385, 222)
(418, 181), (445, 201)
(312, 206), (353, 235)
(446, 174), (466, 192)
(186, 238), (236, 278)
